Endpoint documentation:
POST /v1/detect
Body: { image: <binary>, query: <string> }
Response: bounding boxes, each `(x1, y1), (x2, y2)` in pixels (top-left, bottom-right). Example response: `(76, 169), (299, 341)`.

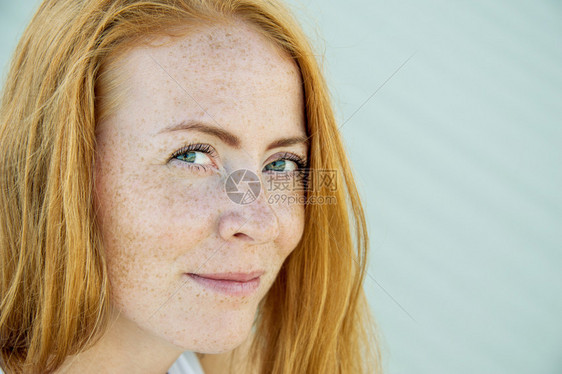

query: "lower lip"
(186, 273), (261, 297)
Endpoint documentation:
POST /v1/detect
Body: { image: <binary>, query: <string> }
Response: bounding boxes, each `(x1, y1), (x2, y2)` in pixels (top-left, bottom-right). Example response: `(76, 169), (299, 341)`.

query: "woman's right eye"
(175, 150), (211, 164)
(170, 143), (216, 172)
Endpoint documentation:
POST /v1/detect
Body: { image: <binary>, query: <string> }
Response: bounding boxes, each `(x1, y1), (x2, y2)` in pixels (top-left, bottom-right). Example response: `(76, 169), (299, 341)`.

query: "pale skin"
(56, 20), (307, 374)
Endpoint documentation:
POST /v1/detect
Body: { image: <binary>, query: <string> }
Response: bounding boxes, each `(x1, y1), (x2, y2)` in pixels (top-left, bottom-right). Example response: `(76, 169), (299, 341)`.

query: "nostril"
(233, 232), (252, 240)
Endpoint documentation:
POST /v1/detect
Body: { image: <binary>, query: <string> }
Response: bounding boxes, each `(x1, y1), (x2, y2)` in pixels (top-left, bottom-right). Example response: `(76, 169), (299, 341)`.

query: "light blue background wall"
(1, 1), (561, 373)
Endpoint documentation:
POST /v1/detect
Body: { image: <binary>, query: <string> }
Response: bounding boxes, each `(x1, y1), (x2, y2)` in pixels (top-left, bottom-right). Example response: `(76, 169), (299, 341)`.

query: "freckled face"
(93, 21), (307, 353)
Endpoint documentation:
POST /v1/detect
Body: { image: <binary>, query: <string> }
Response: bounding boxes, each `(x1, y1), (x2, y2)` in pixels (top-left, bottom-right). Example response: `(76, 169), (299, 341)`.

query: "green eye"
(264, 160), (297, 172)
(175, 150), (212, 165)
(263, 153), (307, 172)
(170, 143), (216, 172)
(176, 152), (197, 163)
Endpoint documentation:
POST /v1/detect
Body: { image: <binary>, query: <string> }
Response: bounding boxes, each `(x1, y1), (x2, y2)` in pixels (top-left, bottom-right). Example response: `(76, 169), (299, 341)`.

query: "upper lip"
(188, 271), (264, 282)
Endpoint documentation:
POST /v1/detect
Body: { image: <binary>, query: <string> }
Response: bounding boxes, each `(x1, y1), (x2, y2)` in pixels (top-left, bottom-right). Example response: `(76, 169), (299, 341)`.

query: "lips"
(186, 271), (264, 296)
(189, 271), (264, 282)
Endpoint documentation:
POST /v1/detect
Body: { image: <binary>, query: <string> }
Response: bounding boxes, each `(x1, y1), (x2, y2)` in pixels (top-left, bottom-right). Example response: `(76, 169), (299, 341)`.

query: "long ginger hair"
(0, 0), (382, 372)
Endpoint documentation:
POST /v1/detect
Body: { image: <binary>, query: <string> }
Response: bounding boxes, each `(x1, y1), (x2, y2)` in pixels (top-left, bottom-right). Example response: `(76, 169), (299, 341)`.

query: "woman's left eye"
(263, 153), (307, 173)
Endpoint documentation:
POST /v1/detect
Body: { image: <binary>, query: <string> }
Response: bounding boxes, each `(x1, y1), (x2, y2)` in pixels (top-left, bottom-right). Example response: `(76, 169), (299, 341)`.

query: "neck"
(56, 310), (184, 374)
(197, 331), (256, 374)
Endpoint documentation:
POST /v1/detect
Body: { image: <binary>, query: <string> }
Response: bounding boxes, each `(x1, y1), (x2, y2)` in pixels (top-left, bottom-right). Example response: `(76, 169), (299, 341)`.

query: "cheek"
(285, 204), (306, 251)
(93, 160), (222, 288)
(271, 190), (306, 260)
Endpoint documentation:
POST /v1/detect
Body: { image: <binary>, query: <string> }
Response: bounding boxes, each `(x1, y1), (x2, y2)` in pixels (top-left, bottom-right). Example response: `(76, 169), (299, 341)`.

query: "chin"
(168, 310), (256, 354)
(181, 328), (252, 354)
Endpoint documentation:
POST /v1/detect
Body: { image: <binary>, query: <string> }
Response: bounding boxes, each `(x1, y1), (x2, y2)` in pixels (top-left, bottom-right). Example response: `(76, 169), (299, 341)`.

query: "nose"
(218, 178), (279, 244)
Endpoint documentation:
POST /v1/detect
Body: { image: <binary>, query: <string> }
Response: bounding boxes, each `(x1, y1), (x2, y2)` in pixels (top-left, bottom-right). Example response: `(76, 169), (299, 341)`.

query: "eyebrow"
(159, 120), (309, 151)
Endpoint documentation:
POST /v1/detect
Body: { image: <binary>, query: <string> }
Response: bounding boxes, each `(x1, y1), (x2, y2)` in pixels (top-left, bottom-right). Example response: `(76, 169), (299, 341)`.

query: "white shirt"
(168, 351), (206, 374)
(0, 351), (205, 374)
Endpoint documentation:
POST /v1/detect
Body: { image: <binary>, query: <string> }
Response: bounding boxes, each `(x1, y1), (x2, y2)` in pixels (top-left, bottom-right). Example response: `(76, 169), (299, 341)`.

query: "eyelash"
(169, 143), (308, 172)
(268, 152), (308, 171)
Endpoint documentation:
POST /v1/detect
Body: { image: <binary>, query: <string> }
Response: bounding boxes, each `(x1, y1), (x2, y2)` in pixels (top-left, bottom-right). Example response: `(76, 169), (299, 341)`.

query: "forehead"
(97, 20), (303, 134)
(156, 20), (294, 69)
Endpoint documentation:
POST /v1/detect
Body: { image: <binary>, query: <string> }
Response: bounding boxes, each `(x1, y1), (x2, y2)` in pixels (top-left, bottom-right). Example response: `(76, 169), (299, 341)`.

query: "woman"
(0, 0), (382, 373)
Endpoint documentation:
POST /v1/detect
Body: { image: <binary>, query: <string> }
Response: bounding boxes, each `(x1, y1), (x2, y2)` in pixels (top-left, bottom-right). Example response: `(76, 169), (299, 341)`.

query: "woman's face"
(94, 21), (307, 353)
